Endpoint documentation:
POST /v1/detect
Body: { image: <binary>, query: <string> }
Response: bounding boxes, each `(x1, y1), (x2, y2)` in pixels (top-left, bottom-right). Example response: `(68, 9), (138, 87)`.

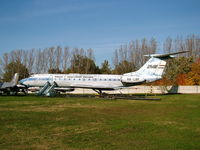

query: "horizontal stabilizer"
(144, 51), (189, 59)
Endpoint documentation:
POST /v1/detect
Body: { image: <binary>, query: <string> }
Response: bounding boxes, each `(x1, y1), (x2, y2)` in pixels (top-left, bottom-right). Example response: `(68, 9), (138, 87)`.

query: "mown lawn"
(0, 94), (200, 150)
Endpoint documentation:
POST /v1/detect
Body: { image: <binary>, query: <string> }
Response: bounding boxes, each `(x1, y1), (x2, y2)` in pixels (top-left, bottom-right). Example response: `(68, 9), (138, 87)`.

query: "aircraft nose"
(19, 78), (28, 85)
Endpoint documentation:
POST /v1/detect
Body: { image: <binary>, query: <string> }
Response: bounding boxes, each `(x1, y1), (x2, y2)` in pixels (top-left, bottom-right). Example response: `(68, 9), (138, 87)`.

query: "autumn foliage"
(176, 74), (187, 85)
(155, 57), (200, 86)
(185, 58), (200, 85)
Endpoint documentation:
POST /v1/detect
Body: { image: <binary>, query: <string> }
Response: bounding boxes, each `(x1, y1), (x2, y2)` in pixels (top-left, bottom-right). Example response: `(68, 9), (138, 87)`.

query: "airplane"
(19, 51), (188, 96)
(0, 73), (27, 95)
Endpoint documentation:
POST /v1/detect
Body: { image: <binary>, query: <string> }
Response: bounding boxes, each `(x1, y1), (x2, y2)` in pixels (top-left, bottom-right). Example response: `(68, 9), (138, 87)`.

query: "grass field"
(0, 94), (200, 150)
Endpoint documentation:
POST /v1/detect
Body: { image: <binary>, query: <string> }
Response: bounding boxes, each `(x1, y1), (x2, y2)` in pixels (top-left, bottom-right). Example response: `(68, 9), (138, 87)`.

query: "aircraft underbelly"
(55, 80), (123, 89)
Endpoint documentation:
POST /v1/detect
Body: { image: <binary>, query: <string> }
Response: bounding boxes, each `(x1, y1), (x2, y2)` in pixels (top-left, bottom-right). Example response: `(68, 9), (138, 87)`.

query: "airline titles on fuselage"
(32, 74), (122, 82)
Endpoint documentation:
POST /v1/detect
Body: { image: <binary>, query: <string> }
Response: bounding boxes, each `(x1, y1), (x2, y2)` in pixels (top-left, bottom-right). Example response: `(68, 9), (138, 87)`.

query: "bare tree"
(27, 49), (35, 73)
(149, 38), (157, 54)
(164, 37), (173, 53)
(2, 53), (9, 68)
(87, 48), (95, 60)
(34, 49), (43, 73)
(113, 49), (119, 68)
(85, 48), (95, 73)
(62, 47), (70, 72)
(114, 38), (158, 72)
(47, 47), (55, 70)
(0, 58), (3, 77)
(55, 46), (62, 70)
(186, 34), (200, 59)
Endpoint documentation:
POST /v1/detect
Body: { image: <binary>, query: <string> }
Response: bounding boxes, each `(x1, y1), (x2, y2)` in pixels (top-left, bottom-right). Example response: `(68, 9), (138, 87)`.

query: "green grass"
(0, 94), (200, 150)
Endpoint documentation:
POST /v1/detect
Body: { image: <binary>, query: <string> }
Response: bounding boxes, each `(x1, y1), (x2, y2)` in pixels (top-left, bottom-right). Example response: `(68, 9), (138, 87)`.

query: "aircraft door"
(49, 75), (54, 82)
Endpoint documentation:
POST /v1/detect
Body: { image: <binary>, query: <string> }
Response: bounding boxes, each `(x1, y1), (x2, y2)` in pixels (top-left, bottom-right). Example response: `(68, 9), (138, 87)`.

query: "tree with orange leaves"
(186, 58), (200, 85)
(176, 74), (188, 85)
(162, 57), (193, 85)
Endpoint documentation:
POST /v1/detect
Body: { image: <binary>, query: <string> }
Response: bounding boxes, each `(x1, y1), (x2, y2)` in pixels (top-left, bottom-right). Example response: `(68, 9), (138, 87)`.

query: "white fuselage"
(21, 74), (122, 89)
(20, 72), (161, 91)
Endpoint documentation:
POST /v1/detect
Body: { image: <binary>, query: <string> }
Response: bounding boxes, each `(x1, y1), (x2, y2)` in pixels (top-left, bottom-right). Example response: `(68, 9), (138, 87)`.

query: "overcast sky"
(0, 0), (200, 64)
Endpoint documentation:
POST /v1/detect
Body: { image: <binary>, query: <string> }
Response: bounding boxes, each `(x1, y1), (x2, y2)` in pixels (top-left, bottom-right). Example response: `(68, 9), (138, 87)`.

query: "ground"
(0, 94), (200, 150)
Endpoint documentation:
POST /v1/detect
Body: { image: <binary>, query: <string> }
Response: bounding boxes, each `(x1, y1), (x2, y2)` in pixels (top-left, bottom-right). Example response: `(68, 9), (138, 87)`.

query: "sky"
(0, 0), (200, 65)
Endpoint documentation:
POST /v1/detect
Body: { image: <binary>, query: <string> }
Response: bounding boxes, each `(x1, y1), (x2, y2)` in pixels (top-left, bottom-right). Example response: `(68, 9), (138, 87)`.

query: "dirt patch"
(0, 103), (100, 112)
(0, 101), (39, 106)
(155, 120), (179, 126)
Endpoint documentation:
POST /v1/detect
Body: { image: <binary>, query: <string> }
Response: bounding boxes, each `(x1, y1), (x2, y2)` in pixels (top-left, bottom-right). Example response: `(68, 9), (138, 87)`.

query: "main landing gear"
(93, 89), (103, 96)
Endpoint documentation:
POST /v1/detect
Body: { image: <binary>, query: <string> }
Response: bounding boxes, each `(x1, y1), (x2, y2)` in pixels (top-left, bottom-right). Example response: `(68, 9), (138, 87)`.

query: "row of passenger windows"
(31, 77), (121, 81)
(56, 78), (121, 81)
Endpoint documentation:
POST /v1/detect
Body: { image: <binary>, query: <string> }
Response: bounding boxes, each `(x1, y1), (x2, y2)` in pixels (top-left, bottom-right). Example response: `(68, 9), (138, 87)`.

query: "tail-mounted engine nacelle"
(121, 75), (145, 86)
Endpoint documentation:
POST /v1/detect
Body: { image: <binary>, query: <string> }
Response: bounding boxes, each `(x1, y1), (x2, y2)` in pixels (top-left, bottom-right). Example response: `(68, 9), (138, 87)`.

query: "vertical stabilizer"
(11, 73), (19, 86)
(135, 57), (167, 77)
(124, 51), (189, 77)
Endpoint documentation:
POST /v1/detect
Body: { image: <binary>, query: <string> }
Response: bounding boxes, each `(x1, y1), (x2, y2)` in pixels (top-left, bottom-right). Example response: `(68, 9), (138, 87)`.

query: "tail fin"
(135, 57), (167, 77)
(124, 51), (189, 77)
(11, 73), (19, 86)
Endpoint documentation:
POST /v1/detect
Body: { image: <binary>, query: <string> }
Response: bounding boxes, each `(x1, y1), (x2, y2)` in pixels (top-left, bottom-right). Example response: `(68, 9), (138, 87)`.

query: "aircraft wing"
(0, 73), (19, 89)
(0, 82), (13, 89)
